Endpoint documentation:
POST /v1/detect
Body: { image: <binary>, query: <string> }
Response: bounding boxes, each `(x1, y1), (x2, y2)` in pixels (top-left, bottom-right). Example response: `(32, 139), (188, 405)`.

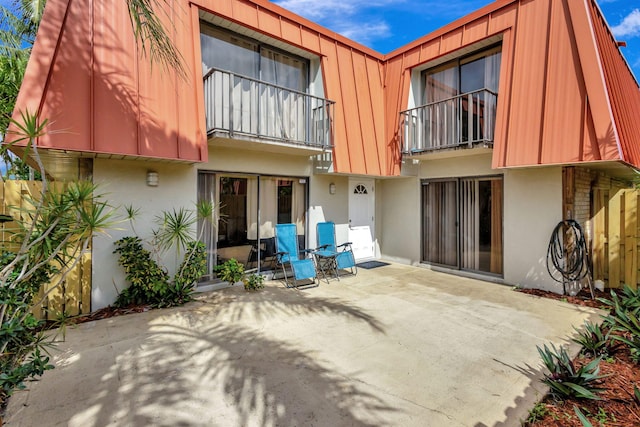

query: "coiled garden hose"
(546, 219), (593, 297)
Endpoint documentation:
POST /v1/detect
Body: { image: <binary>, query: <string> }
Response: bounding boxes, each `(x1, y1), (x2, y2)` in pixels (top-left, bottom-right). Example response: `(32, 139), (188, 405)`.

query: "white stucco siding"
(379, 154), (563, 292)
(92, 159), (197, 310)
(502, 167), (563, 293)
(378, 177), (421, 264)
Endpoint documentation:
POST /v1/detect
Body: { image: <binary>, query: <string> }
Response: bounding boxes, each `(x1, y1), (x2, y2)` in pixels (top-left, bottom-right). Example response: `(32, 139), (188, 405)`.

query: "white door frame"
(348, 178), (376, 260)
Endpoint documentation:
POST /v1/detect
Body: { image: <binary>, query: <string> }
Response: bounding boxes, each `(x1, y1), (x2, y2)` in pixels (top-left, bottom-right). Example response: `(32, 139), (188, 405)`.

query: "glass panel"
(260, 48), (307, 92)
(200, 25), (258, 78)
(460, 57), (485, 94)
(459, 178), (503, 274)
(424, 65), (458, 103)
(217, 176), (254, 273)
(260, 48), (308, 141)
(422, 180), (458, 267)
(197, 172), (217, 282)
(277, 180), (293, 224)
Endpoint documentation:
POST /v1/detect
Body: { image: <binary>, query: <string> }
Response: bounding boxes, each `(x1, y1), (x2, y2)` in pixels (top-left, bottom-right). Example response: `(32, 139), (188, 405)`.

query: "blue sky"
(273, 0), (640, 80)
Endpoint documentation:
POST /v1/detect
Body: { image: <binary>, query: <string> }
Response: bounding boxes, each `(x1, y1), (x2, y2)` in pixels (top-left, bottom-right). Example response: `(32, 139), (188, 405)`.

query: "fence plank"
(80, 251), (92, 314)
(624, 190), (638, 289)
(608, 188), (623, 288)
(592, 189), (607, 282)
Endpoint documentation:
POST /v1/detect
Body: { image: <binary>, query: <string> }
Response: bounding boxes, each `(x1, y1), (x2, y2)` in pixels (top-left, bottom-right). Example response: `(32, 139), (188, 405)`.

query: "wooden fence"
(0, 180), (91, 320)
(593, 186), (640, 290)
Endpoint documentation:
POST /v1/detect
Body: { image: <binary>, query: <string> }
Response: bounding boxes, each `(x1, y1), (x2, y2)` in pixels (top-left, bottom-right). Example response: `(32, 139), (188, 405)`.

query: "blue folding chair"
(275, 223), (318, 288)
(316, 221), (357, 277)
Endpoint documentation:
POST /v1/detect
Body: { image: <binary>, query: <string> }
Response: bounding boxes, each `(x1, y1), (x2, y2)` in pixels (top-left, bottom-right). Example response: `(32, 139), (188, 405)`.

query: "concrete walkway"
(5, 263), (601, 426)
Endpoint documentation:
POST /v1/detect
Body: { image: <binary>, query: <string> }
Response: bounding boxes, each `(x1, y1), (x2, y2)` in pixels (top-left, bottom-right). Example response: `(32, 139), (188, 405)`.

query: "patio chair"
(316, 221), (357, 277)
(275, 223), (318, 288)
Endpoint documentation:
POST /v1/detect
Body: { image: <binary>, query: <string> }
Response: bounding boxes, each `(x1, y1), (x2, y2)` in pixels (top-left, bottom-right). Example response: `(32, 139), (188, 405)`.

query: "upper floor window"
(423, 46), (501, 104)
(200, 24), (309, 93)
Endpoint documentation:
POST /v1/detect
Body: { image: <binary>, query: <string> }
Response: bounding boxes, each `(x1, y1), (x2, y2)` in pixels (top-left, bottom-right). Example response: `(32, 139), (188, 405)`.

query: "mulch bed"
(518, 287), (640, 426)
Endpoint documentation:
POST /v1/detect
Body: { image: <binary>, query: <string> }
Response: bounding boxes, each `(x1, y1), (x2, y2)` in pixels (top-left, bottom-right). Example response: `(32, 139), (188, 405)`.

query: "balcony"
(401, 89), (497, 154)
(203, 68), (334, 154)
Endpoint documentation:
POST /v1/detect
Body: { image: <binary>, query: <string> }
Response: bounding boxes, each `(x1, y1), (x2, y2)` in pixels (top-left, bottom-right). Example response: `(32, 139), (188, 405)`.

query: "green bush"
(537, 343), (606, 400)
(0, 252), (54, 404)
(113, 238), (205, 308)
(113, 236), (169, 307)
(243, 272), (265, 291)
(215, 258), (244, 284)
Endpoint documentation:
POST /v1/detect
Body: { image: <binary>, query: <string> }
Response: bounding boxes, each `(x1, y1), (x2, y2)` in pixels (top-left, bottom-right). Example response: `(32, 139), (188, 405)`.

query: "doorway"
(348, 178), (375, 260)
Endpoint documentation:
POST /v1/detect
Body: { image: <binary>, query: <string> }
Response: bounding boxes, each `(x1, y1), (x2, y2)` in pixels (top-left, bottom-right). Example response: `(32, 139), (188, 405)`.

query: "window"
(421, 46), (502, 146)
(200, 24), (308, 92)
(423, 47), (502, 104)
(200, 23), (318, 143)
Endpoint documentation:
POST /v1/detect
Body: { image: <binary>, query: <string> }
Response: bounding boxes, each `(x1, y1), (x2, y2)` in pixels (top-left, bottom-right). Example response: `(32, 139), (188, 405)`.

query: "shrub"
(243, 272), (265, 291)
(537, 343), (606, 400)
(113, 238), (206, 308)
(113, 236), (169, 307)
(215, 258), (244, 284)
(0, 253), (54, 404)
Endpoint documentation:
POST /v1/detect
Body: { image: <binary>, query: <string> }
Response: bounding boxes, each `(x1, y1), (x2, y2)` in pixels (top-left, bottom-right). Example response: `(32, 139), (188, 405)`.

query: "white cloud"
(611, 9), (640, 38)
(274, 0), (399, 20)
(273, 0), (398, 45)
(337, 21), (391, 45)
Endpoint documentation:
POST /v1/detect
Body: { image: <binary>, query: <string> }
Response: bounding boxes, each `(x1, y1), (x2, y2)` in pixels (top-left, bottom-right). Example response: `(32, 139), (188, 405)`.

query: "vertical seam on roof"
(89, 0), (95, 152)
(498, 4), (520, 167)
(537, 0), (553, 165)
(173, 2), (181, 159)
(581, 0), (622, 161)
(350, 48), (367, 174)
(333, 39), (351, 172)
(37, 0), (73, 125)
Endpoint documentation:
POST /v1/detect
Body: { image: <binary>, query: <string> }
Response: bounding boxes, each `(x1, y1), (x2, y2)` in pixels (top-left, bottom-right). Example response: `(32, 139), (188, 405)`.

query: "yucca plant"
(572, 321), (616, 357)
(1, 112), (115, 404)
(537, 343), (606, 400)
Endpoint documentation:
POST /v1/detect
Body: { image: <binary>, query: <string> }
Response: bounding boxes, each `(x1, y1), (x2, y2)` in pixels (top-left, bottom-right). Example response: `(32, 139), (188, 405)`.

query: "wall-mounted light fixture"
(329, 182), (336, 195)
(146, 171), (159, 187)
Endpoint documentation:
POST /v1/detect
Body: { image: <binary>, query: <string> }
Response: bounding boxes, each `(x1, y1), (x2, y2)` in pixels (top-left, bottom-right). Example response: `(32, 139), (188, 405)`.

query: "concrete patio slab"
(4, 263), (602, 426)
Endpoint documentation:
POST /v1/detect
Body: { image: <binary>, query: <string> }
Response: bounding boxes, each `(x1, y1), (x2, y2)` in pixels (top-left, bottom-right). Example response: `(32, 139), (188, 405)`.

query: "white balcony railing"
(400, 89), (497, 153)
(203, 68), (334, 148)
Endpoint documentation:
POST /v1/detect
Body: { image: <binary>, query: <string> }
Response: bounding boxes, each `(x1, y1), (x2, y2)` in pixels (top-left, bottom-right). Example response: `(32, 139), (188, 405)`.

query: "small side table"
(313, 250), (339, 283)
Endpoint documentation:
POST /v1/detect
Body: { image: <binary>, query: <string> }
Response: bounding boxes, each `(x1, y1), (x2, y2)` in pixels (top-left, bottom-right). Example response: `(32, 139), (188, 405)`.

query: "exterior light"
(329, 182), (336, 195)
(146, 171), (159, 187)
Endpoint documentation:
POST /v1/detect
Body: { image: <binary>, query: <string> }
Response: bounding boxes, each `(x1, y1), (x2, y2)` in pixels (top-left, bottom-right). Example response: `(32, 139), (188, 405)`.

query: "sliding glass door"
(422, 180), (458, 267)
(422, 176), (503, 275)
(197, 171), (308, 282)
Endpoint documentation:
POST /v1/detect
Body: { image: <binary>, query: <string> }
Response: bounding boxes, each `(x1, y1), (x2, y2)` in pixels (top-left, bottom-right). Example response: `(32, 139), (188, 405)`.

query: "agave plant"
(537, 343), (606, 400)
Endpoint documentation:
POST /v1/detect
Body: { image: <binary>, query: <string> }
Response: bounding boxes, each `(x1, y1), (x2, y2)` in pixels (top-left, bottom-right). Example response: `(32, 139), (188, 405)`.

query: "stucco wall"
(92, 159), (197, 310)
(378, 177), (420, 263)
(503, 167), (563, 292)
(379, 153), (563, 292)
